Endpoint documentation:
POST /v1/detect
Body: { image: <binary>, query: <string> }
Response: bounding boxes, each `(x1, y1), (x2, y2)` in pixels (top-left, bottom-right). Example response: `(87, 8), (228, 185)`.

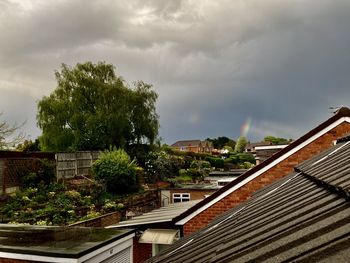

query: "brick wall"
(69, 211), (122, 227)
(133, 236), (152, 263)
(183, 122), (350, 235)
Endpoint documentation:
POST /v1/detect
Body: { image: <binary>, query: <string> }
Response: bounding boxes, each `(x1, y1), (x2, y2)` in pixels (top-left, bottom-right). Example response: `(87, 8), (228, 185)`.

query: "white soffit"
(176, 117), (350, 225)
(139, 229), (180, 245)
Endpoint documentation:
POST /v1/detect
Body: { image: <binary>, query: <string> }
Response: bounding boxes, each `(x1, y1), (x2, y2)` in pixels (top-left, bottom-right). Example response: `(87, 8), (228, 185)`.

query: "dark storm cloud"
(1, 0), (350, 144)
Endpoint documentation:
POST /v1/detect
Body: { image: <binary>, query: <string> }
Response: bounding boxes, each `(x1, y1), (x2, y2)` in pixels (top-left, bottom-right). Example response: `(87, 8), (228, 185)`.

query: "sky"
(1, 0), (350, 145)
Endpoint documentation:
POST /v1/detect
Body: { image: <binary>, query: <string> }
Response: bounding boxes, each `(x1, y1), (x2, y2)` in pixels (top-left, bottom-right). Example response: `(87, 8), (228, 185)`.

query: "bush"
(205, 157), (224, 168)
(187, 168), (205, 182)
(144, 151), (186, 182)
(92, 149), (139, 194)
(239, 161), (254, 169)
(236, 153), (256, 164)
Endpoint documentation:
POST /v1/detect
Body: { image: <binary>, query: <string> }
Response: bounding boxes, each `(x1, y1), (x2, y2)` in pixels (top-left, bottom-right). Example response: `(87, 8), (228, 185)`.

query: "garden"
(0, 146), (255, 226)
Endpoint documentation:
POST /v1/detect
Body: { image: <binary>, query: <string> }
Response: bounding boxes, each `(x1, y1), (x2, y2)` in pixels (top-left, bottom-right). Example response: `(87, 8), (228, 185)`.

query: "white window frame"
(173, 193), (190, 203)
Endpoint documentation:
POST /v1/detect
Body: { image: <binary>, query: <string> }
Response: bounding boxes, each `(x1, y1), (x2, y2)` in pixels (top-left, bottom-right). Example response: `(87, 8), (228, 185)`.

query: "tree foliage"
(234, 136), (248, 153)
(16, 139), (41, 152)
(0, 113), (24, 149)
(92, 149), (139, 194)
(206, 136), (235, 149)
(144, 151), (186, 182)
(37, 62), (159, 151)
(264, 135), (289, 145)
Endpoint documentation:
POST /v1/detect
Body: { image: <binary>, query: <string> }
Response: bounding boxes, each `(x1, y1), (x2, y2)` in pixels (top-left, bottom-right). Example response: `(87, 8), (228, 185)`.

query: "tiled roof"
(171, 140), (202, 147)
(148, 140), (350, 262)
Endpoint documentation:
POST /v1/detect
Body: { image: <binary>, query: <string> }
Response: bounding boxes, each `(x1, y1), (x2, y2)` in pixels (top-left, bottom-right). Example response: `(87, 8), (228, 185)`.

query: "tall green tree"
(234, 136), (248, 153)
(131, 81), (159, 145)
(37, 62), (159, 151)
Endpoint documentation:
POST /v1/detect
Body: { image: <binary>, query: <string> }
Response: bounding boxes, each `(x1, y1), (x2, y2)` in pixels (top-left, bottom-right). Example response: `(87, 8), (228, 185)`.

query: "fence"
(0, 152), (55, 195)
(56, 151), (100, 180)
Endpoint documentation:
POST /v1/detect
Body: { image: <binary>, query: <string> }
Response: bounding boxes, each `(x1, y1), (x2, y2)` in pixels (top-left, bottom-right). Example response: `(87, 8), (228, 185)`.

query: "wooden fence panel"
(56, 151), (100, 180)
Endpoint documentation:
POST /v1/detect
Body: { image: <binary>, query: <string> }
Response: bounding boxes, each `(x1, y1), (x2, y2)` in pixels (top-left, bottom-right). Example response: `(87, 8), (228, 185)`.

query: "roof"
(208, 170), (247, 177)
(254, 144), (288, 150)
(174, 107), (350, 225)
(148, 139), (350, 262)
(164, 184), (218, 190)
(201, 141), (213, 147)
(108, 200), (202, 229)
(0, 224), (134, 258)
(171, 140), (202, 147)
(246, 141), (273, 148)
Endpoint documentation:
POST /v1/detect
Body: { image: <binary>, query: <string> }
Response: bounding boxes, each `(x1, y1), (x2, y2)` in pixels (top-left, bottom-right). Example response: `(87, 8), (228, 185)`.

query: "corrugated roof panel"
(109, 200), (202, 228)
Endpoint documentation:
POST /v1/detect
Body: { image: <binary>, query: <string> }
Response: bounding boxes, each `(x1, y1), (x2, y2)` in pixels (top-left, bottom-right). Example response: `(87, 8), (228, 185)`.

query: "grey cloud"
(1, 0), (350, 144)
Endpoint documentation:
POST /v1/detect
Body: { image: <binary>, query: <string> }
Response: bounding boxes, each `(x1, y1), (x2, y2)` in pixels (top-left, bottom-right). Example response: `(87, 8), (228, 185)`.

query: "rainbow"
(240, 117), (251, 137)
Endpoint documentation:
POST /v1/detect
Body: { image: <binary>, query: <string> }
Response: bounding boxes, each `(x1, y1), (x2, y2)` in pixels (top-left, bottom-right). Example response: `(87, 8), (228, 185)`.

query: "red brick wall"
(133, 236), (152, 263)
(183, 122), (350, 235)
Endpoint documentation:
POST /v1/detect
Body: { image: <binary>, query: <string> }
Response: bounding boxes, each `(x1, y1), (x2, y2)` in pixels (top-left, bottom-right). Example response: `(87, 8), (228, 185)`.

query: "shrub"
(92, 149), (139, 194)
(236, 153), (256, 164)
(239, 161), (254, 169)
(144, 151), (186, 182)
(205, 157), (224, 168)
(187, 168), (205, 182)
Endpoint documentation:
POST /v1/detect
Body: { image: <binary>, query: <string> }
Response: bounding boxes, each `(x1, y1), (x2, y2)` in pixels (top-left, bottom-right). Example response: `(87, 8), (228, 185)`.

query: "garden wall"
(69, 211), (123, 227)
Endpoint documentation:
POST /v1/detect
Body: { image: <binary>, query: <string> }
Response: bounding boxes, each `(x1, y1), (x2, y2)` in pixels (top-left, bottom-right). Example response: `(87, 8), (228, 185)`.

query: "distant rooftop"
(171, 140), (202, 147)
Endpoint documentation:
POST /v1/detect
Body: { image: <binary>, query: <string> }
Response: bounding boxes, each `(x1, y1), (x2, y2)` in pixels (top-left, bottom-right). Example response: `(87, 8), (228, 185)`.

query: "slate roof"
(174, 107), (350, 224)
(148, 139), (350, 263)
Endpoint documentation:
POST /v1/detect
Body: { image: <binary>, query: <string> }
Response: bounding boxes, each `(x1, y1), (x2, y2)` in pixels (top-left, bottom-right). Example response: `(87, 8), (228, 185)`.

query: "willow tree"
(37, 62), (159, 151)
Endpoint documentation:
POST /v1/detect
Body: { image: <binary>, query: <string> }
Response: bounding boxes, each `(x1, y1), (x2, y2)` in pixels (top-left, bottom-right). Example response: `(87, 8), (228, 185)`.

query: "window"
(173, 193), (190, 203)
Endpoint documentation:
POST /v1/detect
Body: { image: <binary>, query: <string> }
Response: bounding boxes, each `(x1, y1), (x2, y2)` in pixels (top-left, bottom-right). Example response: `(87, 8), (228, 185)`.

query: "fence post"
(75, 152), (78, 177)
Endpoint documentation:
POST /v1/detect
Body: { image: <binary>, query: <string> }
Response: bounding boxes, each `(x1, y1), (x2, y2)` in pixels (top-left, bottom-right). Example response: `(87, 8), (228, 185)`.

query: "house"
(108, 200), (201, 263)
(147, 135), (350, 262)
(246, 141), (290, 164)
(204, 169), (247, 187)
(171, 107), (350, 235)
(160, 184), (218, 206)
(245, 141), (273, 152)
(0, 224), (135, 262)
(171, 140), (213, 153)
(254, 144), (289, 164)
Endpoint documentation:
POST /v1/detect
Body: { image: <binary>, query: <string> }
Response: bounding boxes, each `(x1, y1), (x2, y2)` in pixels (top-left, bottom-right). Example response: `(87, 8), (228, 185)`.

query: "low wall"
(69, 211), (123, 228)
